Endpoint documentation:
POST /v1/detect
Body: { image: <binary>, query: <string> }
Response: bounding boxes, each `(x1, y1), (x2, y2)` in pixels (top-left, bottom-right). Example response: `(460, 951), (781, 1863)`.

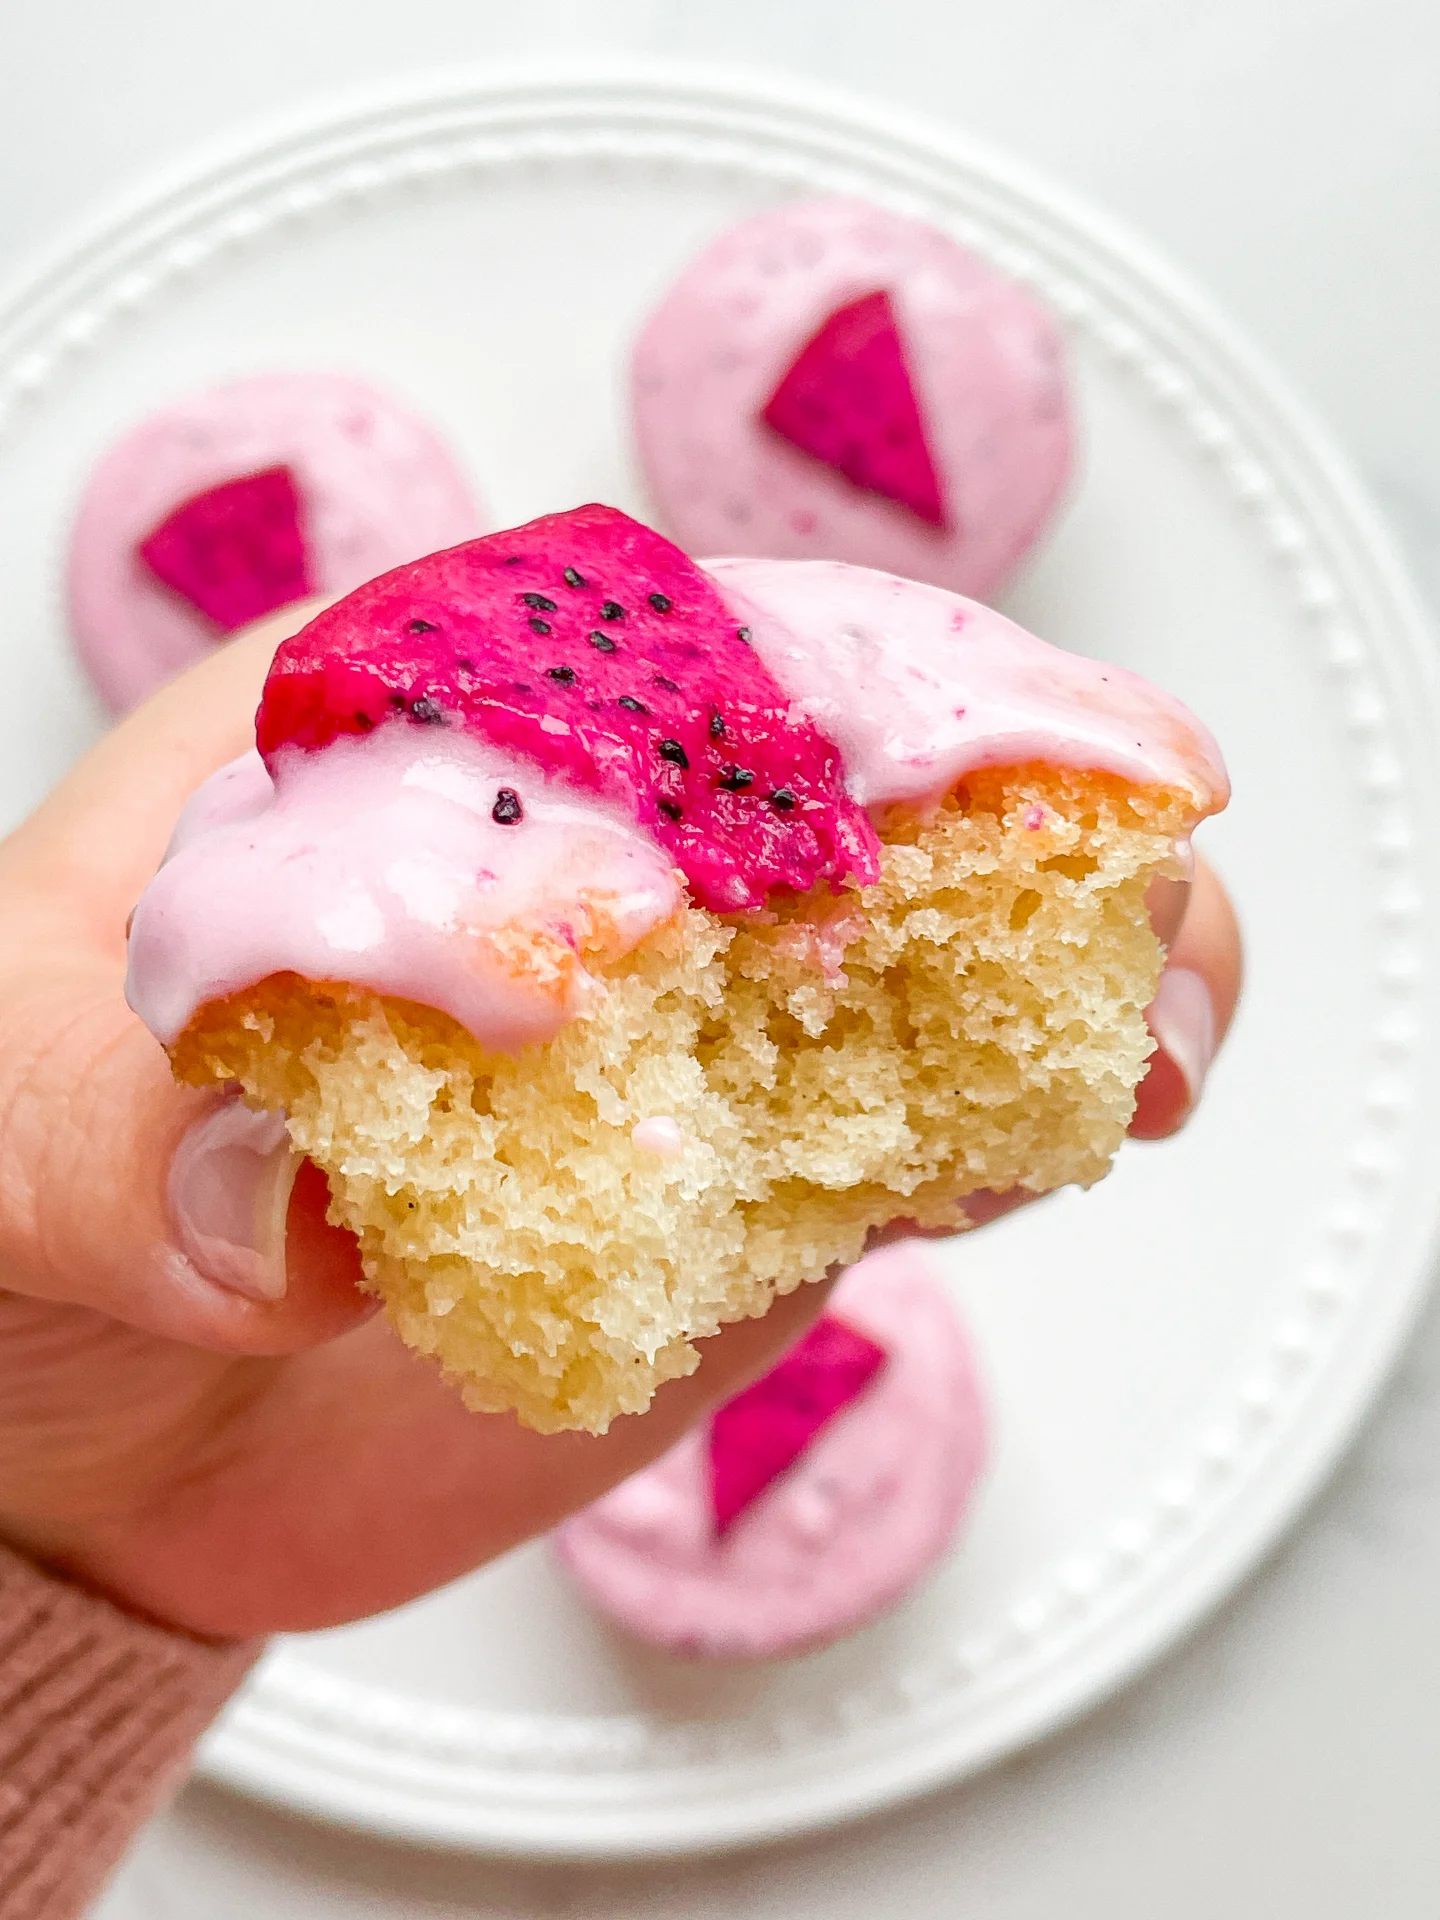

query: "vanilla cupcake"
(126, 504), (1226, 1434)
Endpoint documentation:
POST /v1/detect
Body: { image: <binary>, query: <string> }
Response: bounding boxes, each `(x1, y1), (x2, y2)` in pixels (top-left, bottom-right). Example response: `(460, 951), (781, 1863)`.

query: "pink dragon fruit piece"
(138, 464), (312, 633)
(256, 503), (880, 913)
(761, 289), (951, 530)
(708, 1313), (888, 1535)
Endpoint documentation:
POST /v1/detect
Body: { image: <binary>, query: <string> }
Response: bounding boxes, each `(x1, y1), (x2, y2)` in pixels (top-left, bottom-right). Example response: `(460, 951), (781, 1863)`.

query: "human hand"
(0, 611), (1240, 1641)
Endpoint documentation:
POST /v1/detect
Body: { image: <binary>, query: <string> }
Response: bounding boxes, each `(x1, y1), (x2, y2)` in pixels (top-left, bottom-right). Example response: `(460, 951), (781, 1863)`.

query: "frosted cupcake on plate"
(633, 198), (1071, 598)
(555, 1242), (988, 1658)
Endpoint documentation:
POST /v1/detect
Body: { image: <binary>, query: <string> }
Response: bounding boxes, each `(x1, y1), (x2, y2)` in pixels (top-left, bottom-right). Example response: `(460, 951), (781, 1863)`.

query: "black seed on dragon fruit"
(256, 504), (879, 912)
(736, 626), (752, 645)
(529, 617), (552, 635)
(492, 787), (523, 824)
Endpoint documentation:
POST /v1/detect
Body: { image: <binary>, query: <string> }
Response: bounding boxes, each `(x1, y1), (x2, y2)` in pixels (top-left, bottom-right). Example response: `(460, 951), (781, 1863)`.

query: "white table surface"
(2, 2), (1437, 1913)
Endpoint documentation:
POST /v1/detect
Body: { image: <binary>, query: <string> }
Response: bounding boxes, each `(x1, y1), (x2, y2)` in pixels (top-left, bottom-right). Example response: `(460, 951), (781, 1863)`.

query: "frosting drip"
(126, 555), (1227, 1054)
(705, 556), (1228, 813)
(124, 726), (684, 1050)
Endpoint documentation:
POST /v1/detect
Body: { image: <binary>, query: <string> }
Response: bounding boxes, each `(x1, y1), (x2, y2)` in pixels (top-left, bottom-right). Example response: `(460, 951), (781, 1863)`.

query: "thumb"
(0, 950), (371, 1353)
(0, 596), (368, 1354)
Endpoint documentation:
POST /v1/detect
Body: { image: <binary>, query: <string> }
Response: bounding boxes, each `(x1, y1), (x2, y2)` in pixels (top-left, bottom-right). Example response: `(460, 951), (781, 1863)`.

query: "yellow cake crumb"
(171, 766), (1189, 1433)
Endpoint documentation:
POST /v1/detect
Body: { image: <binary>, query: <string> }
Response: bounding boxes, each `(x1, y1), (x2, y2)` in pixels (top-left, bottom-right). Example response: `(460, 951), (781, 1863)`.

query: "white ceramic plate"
(1, 67), (1436, 1861)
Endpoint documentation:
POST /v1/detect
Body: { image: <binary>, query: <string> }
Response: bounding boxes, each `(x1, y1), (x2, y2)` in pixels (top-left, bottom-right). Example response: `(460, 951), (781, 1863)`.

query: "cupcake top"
(68, 372), (484, 712)
(124, 505), (1226, 1056)
(633, 198), (1072, 597)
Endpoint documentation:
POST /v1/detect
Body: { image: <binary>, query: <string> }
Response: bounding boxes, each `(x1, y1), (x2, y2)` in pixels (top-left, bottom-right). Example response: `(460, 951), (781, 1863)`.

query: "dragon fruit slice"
(761, 289), (951, 530)
(709, 1313), (888, 1536)
(138, 464), (312, 632)
(256, 504), (879, 912)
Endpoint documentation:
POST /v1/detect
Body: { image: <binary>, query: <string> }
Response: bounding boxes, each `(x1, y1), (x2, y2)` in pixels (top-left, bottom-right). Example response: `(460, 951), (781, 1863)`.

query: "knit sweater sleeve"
(0, 1542), (258, 1920)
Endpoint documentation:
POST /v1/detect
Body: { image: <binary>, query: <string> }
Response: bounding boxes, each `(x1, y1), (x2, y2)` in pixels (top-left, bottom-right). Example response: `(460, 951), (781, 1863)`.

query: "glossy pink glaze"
(69, 373), (484, 713)
(633, 198), (1071, 598)
(553, 1243), (988, 1659)
(123, 727), (683, 1049)
(254, 505), (879, 914)
(708, 556), (1229, 813)
(125, 553), (1226, 1054)
(631, 1115), (688, 1157)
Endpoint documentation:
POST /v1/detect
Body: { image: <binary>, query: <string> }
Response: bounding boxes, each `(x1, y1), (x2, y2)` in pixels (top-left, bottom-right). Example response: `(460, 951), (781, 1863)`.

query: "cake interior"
(172, 764), (1190, 1434)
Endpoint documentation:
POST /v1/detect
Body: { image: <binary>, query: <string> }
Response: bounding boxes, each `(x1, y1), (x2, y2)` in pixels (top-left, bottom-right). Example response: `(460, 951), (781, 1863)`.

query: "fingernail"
(1146, 966), (1217, 1108)
(168, 1097), (298, 1301)
(1144, 868), (1192, 948)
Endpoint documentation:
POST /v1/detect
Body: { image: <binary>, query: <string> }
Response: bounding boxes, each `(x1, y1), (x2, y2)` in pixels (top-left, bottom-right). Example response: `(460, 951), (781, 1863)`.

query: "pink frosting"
(708, 557), (1229, 813)
(633, 198), (1072, 599)
(69, 373), (484, 713)
(125, 558), (1225, 1052)
(553, 1243), (988, 1659)
(631, 1115), (688, 1157)
(124, 726), (683, 1050)
(251, 503), (880, 915)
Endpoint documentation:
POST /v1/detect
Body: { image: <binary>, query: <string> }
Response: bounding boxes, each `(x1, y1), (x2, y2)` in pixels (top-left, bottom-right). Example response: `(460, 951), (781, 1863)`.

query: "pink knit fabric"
(0, 1543), (258, 1920)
